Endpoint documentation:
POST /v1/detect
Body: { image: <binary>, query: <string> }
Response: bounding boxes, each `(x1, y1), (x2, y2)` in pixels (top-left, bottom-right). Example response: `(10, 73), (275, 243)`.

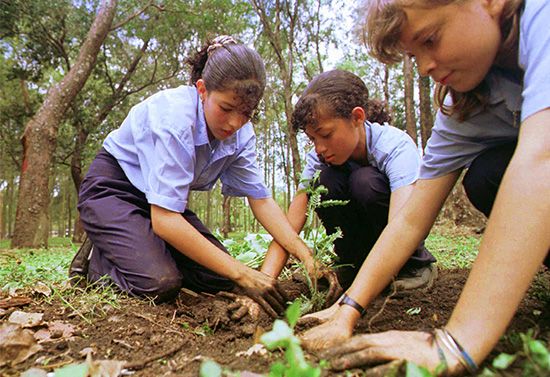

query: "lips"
(437, 72), (452, 85)
(324, 154), (335, 163)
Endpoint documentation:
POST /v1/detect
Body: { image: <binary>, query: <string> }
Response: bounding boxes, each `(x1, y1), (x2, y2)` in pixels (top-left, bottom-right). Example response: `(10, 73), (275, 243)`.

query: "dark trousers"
(77, 148), (234, 302)
(463, 142), (549, 267)
(315, 165), (436, 289)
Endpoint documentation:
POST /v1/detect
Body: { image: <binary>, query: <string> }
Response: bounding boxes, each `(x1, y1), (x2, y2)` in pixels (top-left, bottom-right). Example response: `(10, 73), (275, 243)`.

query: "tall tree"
(12, 0), (117, 247)
(250, 0), (303, 189)
(418, 75), (434, 150)
(403, 55), (417, 144)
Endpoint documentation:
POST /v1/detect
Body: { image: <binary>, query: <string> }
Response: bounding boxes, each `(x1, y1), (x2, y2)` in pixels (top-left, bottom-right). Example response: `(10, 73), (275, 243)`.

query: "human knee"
(349, 167), (390, 205)
(463, 162), (497, 217)
(318, 167), (349, 200)
(131, 270), (182, 303)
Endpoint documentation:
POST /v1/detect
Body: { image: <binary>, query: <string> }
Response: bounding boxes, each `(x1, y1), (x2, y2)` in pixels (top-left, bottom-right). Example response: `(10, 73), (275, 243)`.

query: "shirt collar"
(194, 93), (210, 147)
(486, 67), (523, 113)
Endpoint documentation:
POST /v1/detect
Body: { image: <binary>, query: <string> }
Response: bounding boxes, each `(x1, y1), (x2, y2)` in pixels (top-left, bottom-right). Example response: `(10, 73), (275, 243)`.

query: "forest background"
(0, 0), (437, 248)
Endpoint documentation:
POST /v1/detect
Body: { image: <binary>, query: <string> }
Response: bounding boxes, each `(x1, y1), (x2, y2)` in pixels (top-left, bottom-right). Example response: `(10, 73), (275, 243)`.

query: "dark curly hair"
(291, 70), (371, 132)
(291, 69), (391, 131)
(186, 37), (266, 115)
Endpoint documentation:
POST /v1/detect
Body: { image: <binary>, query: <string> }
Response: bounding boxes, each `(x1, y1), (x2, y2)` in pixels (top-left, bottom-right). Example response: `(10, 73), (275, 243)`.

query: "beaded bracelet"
(338, 293), (366, 316)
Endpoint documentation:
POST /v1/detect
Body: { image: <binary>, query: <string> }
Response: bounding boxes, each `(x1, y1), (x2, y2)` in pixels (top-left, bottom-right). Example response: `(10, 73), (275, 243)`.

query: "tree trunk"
(12, 0), (118, 248)
(70, 125), (88, 242)
(418, 75), (434, 150)
(403, 56), (417, 144)
(222, 195), (232, 238)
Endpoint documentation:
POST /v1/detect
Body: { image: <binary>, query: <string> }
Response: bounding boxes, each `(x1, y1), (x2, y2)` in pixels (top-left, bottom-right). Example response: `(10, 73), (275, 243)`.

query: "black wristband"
(338, 293), (366, 316)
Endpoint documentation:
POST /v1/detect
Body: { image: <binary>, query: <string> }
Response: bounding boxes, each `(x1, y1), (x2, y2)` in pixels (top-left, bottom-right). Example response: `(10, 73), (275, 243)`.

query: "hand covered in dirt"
(234, 268), (288, 318)
(217, 291), (262, 321)
(303, 257), (343, 306)
(320, 330), (460, 375)
(300, 312), (354, 352)
(297, 300), (340, 328)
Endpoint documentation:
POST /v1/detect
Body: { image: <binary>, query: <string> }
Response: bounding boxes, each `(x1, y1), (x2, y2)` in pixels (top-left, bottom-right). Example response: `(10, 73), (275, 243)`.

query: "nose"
(415, 53), (437, 77)
(314, 140), (327, 156)
(229, 112), (248, 131)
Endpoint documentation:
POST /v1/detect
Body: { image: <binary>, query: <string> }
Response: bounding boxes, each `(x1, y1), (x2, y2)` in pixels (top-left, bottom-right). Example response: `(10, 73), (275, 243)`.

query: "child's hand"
(319, 330), (460, 375)
(217, 291), (262, 321)
(304, 258), (343, 306)
(234, 268), (288, 318)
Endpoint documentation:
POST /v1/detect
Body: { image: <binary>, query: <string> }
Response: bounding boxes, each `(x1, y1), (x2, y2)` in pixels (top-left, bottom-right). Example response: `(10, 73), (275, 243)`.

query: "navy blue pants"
(463, 142), (549, 267)
(315, 165), (436, 289)
(77, 148), (234, 302)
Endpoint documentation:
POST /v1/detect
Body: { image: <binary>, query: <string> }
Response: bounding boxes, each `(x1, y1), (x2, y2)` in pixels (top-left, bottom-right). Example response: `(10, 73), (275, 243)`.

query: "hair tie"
(207, 35), (237, 55)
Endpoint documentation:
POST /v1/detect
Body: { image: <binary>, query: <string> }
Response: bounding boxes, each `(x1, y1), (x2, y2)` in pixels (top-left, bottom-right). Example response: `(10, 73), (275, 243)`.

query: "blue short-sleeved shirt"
(300, 121), (420, 192)
(103, 86), (270, 212)
(420, 0), (550, 179)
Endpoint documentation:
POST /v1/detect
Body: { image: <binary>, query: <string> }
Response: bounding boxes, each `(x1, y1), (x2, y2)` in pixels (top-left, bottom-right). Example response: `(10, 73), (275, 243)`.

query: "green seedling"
(260, 300), (324, 377)
(297, 171), (348, 313)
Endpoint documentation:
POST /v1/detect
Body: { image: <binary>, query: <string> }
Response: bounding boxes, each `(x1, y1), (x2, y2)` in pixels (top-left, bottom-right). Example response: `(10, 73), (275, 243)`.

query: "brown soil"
(1, 269), (549, 376)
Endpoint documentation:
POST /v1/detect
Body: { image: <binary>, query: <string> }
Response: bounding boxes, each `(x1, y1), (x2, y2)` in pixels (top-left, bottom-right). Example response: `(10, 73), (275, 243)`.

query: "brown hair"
(291, 70), (371, 132)
(186, 36), (266, 115)
(365, 0), (523, 120)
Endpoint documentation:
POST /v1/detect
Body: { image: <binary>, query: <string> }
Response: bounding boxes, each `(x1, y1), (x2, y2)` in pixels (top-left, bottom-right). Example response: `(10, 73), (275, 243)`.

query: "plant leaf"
(199, 359), (222, 377)
(285, 300), (302, 328)
(406, 361), (434, 377)
(54, 363), (88, 377)
(492, 353), (516, 369)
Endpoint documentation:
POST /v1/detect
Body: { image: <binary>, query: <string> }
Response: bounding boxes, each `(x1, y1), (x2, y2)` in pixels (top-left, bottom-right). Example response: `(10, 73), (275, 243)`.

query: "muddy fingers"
(330, 347), (387, 371)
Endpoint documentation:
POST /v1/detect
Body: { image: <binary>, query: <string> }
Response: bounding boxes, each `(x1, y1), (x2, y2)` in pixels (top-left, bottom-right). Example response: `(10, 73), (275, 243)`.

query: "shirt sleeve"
(372, 126), (420, 191)
(131, 91), (197, 212)
(519, 1), (550, 120)
(220, 135), (270, 199)
(298, 150), (326, 190)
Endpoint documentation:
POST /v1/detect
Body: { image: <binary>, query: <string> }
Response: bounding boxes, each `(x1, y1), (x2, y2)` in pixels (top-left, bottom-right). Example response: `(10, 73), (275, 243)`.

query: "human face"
(304, 108), (366, 166)
(197, 80), (251, 141)
(400, 0), (504, 92)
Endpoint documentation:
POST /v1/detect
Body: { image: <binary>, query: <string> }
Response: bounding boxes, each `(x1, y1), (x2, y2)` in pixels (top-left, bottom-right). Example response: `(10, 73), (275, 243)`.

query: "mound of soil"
(1, 269), (548, 376)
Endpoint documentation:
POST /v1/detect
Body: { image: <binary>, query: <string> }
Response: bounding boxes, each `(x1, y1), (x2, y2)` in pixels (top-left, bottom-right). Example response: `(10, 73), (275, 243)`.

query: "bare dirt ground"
(1, 220), (548, 376)
(1, 264), (549, 376)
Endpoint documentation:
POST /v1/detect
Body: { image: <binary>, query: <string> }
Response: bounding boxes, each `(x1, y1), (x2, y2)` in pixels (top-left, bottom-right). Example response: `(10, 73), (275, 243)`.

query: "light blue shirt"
(300, 121), (420, 192)
(103, 86), (270, 212)
(420, 0), (550, 179)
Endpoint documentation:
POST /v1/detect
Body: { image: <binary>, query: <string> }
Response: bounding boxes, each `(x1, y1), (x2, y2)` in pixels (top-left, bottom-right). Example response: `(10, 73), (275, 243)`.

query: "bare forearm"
(344, 173), (460, 325)
(261, 193), (309, 277)
(447, 120), (550, 364)
(251, 196), (311, 262)
(151, 206), (246, 282)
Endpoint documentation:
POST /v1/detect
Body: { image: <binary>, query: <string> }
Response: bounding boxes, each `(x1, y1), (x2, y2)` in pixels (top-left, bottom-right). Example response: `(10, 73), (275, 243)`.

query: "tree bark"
(222, 195), (232, 238)
(403, 56), (417, 144)
(418, 75), (434, 150)
(12, 0), (118, 248)
(250, 0), (302, 189)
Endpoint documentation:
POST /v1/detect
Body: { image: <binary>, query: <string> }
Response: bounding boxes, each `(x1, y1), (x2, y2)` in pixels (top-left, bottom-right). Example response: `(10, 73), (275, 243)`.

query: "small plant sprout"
(406, 307), (422, 316)
(260, 300), (324, 377)
(298, 171), (348, 313)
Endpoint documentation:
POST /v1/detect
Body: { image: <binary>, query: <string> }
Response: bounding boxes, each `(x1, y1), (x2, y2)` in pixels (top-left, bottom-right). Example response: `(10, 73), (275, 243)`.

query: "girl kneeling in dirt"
(300, 0), (550, 375)
(262, 69), (436, 295)
(70, 36), (338, 316)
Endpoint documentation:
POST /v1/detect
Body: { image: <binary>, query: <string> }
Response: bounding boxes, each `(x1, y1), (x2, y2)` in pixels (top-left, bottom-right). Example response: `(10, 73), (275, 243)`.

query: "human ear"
(351, 107), (366, 124)
(196, 79), (207, 99)
(483, 0), (505, 19)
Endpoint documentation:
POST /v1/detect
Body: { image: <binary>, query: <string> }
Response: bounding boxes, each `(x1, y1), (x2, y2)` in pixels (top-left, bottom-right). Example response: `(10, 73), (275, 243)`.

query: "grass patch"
(425, 232), (480, 269)
(0, 237), (131, 323)
(0, 245), (76, 291)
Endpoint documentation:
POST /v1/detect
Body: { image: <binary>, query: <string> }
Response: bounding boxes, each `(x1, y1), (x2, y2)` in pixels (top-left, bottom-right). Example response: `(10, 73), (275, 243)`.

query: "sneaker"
(393, 264), (438, 291)
(69, 237), (94, 282)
